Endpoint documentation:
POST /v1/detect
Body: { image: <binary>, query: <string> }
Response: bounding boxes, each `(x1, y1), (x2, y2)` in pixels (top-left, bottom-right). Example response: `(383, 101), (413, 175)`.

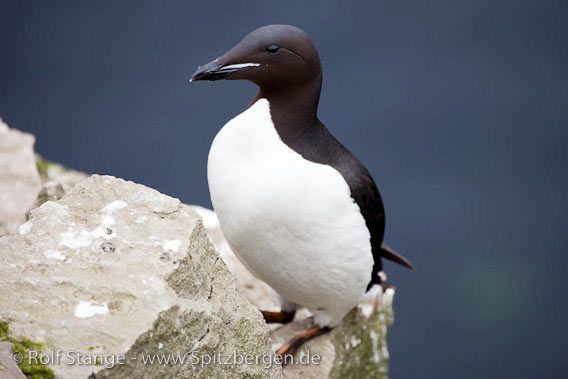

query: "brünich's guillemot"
(191, 24), (414, 356)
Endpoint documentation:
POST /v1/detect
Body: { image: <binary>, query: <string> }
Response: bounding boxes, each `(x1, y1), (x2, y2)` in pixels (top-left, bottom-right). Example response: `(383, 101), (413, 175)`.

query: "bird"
(191, 24), (414, 356)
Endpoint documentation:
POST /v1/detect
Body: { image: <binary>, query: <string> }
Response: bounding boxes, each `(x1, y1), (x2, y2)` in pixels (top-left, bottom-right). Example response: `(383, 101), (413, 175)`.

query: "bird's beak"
(190, 57), (259, 82)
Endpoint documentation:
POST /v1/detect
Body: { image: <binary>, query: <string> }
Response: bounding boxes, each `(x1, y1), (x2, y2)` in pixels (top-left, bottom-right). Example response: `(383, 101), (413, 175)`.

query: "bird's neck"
(252, 76), (322, 127)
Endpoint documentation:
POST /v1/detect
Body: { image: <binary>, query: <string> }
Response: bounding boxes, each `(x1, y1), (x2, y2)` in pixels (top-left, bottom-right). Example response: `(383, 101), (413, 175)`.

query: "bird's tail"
(380, 244), (416, 270)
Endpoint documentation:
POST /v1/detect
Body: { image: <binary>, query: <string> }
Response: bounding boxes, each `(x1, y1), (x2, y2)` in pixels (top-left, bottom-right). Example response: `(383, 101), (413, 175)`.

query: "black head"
(190, 25), (321, 93)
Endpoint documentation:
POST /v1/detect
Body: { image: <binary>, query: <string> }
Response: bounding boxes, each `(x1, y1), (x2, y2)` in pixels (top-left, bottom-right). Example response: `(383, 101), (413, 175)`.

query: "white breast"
(207, 98), (373, 326)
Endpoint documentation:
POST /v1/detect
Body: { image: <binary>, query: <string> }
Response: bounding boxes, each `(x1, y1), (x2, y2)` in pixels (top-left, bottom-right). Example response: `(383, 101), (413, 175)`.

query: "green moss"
(0, 319), (55, 379)
(35, 156), (52, 178)
(0, 320), (9, 340)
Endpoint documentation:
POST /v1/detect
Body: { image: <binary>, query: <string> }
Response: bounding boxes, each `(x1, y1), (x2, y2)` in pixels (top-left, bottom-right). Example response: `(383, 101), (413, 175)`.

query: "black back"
(258, 91), (386, 289)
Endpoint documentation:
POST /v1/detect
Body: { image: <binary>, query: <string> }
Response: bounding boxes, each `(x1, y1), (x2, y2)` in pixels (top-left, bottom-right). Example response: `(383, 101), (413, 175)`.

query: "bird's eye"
(266, 45), (279, 53)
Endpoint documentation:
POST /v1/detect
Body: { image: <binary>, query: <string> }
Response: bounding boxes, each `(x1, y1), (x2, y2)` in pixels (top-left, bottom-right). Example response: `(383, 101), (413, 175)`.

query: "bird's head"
(190, 24), (321, 92)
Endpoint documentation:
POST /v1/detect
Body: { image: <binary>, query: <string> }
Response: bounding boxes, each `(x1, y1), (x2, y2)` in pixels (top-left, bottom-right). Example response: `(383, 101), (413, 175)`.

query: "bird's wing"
(310, 122), (415, 281)
(337, 158), (415, 288)
(274, 118), (414, 286)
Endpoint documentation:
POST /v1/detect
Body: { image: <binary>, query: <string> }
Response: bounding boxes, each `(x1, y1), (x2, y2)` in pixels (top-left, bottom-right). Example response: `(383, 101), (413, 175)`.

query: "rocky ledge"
(0, 121), (394, 378)
(0, 175), (279, 379)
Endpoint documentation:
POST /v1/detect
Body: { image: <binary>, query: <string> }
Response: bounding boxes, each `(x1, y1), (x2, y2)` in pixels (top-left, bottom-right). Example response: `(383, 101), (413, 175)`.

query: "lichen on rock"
(0, 320), (55, 379)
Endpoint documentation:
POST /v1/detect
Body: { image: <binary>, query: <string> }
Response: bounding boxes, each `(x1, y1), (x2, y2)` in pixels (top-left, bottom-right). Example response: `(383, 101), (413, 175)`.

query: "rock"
(192, 206), (394, 379)
(0, 119), (42, 236)
(29, 181), (67, 211)
(0, 175), (281, 379)
(0, 341), (26, 379)
(31, 155), (89, 211)
(0, 120), (88, 235)
(36, 154), (89, 190)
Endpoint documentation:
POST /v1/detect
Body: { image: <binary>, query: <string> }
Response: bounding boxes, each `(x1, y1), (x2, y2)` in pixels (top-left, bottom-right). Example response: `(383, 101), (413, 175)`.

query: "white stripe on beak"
(220, 63), (260, 70)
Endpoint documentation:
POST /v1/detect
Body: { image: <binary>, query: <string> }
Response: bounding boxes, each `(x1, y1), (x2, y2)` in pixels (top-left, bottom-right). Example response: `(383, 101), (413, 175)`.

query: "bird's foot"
(261, 309), (296, 324)
(275, 324), (330, 361)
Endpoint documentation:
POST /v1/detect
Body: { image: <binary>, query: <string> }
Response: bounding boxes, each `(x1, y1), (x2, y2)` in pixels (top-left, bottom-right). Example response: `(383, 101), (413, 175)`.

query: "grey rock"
(0, 342), (26, 379)
(29, 181), (67, 213)
(35, 154), (89, 191)
(0, 175), (281, 379)
(0, 119), (42, 236)
(31, 155), (89, 211)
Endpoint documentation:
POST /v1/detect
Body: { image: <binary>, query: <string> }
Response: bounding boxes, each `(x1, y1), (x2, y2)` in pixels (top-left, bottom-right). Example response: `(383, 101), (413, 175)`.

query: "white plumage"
(207, 98), (374, 327)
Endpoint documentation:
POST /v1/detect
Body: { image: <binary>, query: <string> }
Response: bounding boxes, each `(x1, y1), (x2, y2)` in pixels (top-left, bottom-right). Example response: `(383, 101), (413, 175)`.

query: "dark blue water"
(1, 1), (567, 377)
